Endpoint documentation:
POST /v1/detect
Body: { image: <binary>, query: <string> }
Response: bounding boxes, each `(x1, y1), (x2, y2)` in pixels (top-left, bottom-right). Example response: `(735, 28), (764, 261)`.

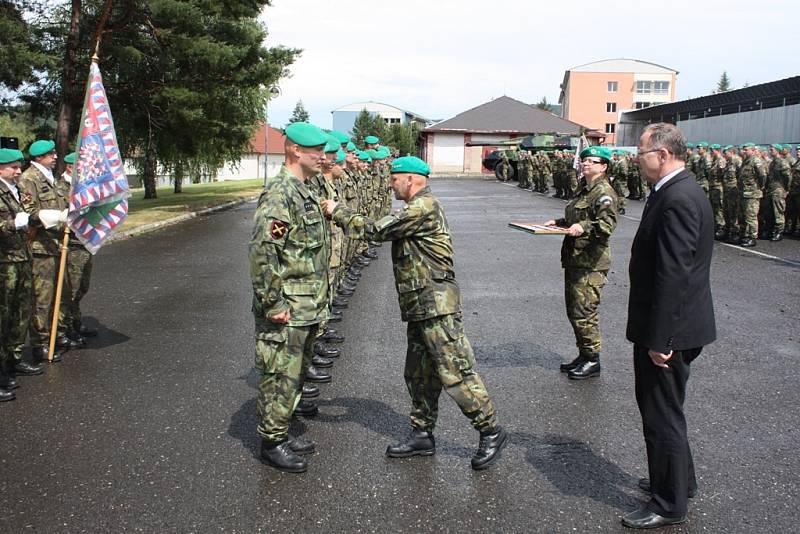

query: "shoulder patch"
(270, 220), (289, 240)
(597, 195), (614, 206)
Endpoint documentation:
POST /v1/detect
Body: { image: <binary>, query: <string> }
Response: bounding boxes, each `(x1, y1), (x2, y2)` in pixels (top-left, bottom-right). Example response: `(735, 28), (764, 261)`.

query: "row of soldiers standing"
(685, 142), (800, 246)
(0, 141), (96, 403)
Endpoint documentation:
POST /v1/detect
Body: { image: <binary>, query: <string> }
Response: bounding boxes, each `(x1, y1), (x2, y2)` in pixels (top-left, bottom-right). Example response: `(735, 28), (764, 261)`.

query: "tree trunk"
(142, 142), (157, 199)
(173, 162), (183, 194)
(54, 0), (83, 178)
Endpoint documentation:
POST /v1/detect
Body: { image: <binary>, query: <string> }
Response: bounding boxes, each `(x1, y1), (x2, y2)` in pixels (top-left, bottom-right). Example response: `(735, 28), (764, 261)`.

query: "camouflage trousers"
(0, 261), (32, 366)
(564, 269), (607, 360)
(709, 185), (725, 231)
(30, 254), (66, 347)
(537, 173), (551, 193)
(61, 245), (93, 333)
(255, 322), (319, 442)
(612, 178), (627, 208)
(739, 197), (760, 239)
(404, 313), (497, 433)
(497, 164), (509, 182)
(518, 169), (532, 189)
(628, 175), (642, 199)
(761, 191), (786, 234)
(723, 187), (740, 235)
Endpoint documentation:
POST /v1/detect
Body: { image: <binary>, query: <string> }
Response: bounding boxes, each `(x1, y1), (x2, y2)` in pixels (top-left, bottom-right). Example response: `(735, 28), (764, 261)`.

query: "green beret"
(742, 142), (755, 147)
(0, 148), (24, 164)
(346, 141), (356, 152)
(324, 135), (340, 153)
(63, 152), (77, 164)
(357, 151), (372, 162)
(329, 130), (351, 144)
(710, 144), (721, 150)
(377, 146), (391, 158)
(390, 156), (430, 176)
(686, 143), (695, 148)
(335, 149), (345, 164)
(723, 145), (734, 151)
(364, 135), (379, 144)
(696, 142), (709, 148)
(284, 122), (328, 147)
(29, 139), (55, 157)
(579, 146), (612, 161)
(771, 143), (783, 150)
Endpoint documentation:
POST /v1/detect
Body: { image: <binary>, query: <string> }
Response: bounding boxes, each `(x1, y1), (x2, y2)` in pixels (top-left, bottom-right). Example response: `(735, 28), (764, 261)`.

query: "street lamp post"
(264, 86), (281, 186)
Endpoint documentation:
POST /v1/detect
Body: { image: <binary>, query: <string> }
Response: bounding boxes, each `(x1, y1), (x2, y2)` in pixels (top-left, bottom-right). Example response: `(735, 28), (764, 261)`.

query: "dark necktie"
(643, 188), (658, 216)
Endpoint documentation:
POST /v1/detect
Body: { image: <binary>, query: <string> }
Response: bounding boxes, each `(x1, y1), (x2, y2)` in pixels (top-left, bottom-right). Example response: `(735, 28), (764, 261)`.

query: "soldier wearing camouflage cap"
(249, 122), (332, 473)
(322, 156), (508, 471)
(546, 146), (618, 379)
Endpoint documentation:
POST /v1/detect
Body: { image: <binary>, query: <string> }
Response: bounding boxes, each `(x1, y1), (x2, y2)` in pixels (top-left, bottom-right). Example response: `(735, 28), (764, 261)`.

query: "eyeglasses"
(637, 148), (663, 156)
(581, 158), (605, 164)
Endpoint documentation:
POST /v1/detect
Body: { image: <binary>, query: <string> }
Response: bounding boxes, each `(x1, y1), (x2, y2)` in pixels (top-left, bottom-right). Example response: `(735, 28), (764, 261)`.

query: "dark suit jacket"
(626, 169), (716, 353)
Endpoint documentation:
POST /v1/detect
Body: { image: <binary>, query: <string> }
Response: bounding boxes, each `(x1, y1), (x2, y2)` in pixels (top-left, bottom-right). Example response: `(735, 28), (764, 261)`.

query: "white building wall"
(431, 133), (465, 172)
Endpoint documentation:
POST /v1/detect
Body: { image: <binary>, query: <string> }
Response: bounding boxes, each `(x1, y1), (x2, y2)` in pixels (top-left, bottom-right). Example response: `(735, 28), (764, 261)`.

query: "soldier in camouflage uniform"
(517, 150), (532, 189)
(322, 156), (507, 471)
(537, 151), (552, 194)
(249, 122), (332, 473)
(18, 140), (72, 363)
(610, 151), (628, 214)
(708, 144), (726, 239)
(786, 146), (800, 236)
(0, 149), (44, 401)
(546, 146), (618, 380)
(737, 142), (767, 247)
(693, 142), (710, 195)
(762, 144), (791, 241)
(565, 151), (579, 199)
(722, 145), (742, 242)
(496, 152), (510, 182)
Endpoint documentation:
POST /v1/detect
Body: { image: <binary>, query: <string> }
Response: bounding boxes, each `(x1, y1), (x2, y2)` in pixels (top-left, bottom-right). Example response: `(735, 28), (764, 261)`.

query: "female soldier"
(546, 146), (618, 379)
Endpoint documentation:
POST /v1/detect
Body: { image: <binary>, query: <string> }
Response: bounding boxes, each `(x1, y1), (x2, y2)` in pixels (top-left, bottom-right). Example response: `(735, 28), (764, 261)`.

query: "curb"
(108, 195), (259, 244)
(430, 173), (492, 180)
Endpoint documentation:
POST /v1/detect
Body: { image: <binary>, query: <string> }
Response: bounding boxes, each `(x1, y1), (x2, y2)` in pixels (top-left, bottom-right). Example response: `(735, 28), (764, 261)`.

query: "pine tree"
(535, 96), (553, 112)
(715, 71), (732, 93)
(350, 109), (373, 148)
(288, 100), (310, 124)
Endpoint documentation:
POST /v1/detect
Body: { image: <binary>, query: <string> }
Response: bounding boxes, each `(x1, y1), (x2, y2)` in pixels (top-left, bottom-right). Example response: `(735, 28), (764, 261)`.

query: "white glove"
(14, 212), (29, 229)
(59, 209), (68, 223)
(38, 209), (62, 229)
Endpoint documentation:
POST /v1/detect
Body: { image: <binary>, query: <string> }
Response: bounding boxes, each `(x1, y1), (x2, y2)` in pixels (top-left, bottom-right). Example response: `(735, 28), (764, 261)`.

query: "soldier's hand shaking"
(321, 199), (337, 218)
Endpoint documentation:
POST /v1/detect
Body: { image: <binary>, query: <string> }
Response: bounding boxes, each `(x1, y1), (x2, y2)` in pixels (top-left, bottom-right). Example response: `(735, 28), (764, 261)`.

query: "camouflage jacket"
(556, 176), (618, 271)
(709, 154), (725, 187)
(738, 155), (767, 199)
(18, 164), (69, 256)
(790, 159), (800, 194)
(332, 185), (461, 322)
(766, 156), (791, 193)
(249, 165), (331, 330)
(723, 155), (741, 189)
(0, 179), (31, 263)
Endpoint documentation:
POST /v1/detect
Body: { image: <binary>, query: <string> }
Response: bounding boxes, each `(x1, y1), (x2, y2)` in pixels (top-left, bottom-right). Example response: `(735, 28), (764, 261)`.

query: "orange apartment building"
(558, 59), (678, 145)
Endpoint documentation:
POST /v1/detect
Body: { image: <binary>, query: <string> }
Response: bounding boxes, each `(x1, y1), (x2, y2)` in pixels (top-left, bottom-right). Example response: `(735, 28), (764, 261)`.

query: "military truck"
(479, 134), (583, 181)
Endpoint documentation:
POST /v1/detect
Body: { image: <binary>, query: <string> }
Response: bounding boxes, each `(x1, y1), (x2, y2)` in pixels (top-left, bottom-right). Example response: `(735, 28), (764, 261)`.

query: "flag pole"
(46, 11), (110, 361)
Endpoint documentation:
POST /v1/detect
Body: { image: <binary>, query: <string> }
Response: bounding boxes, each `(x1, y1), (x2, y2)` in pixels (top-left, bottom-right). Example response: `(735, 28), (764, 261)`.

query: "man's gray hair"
(643, 123), (687, 161)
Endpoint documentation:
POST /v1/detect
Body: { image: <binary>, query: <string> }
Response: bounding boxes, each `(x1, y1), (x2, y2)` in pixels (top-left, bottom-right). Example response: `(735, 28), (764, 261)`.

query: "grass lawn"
(123, 179), (264, 232)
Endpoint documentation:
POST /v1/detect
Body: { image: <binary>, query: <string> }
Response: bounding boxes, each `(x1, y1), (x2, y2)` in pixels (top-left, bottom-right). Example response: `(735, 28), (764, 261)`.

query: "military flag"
(67, 61), (129, 254)
(573, 134), (589, 173)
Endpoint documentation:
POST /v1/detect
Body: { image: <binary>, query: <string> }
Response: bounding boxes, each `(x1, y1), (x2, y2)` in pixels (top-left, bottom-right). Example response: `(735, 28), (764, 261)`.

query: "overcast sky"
(260, 0), (797, 129)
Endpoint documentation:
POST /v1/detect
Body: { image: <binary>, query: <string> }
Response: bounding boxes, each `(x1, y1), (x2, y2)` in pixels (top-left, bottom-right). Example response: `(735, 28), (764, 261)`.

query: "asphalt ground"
(1, 176), (798, 533)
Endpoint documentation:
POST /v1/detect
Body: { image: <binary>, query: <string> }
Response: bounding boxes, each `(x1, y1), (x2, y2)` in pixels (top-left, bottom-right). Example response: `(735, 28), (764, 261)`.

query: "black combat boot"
(314, 342), (339, 358)
(739, 238), (756, 247)
(0, 362), (18, 391)
(560, 355), (586, 373)
(386, 428), (436, 458)
(320, 329), (345, 344)
(77, 324), (98, 337)
(770, 232), (783, 242)
(568, 357), (601, 380)
(311, 354), (334, 368)
(471, 425), (508, 470)
(287, 436), (316, 455)
(301, 384), (319, 399)
(0, 388), (15, 402)
(260, 439), (308, 473)
(55, 335), (80, 350)
(331, 296), (349, 309)
(305, 365), (332, 383)
(31, 347), (61, 364)
(293, 399), (319, 417)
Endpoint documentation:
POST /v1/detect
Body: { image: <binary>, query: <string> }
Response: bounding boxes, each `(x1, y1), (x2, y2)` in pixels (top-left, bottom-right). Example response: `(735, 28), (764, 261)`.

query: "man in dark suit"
(622, 123), (716, 529)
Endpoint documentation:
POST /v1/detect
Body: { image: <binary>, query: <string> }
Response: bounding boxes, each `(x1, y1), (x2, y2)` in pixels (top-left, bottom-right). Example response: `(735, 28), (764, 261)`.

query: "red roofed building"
(218, 122), (286, 181)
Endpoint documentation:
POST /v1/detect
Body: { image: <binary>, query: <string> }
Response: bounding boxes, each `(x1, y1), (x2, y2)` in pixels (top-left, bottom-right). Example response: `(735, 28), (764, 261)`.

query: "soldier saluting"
(322, 156), (507, 471)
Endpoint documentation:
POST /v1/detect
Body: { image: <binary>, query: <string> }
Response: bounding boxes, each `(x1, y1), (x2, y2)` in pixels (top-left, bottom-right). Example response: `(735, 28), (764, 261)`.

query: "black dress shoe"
(293, 399), (319, 417)
(559, 355), (585, 373)
(568, 359), (601, 380)
(739, 238), (756, 247)
(78, 325), (98, 337)
(770, 233), (783, 242)
(67, 332), (86, 347)
(0, 389), (16, 402)
(386, 428), (436, 458)
(331, 297), (349, 308)
(637, 477), (696, 498)
(288, 436), (316, 455)
(320, 330), (345, 344)
(260, 440), (308, 473)
(301, 384), (319, 399)
(337, 288), (355, 297)
(1, 375), (18, 390)
(311, 354), (334, 368)
(14, 361), (44, 375)
(31, 347), (61, 364)
(56, 335), (80, 350)
(329, 310), (342, 323)
(305, 365), (332, 383)
(471, 425), (508, 470)
(621, 507), (686, 529)
(314, 342), (339, 358)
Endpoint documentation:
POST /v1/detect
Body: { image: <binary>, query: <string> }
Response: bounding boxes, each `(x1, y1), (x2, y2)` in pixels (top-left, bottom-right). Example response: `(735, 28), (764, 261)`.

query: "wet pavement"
(2, 177), (798, 533)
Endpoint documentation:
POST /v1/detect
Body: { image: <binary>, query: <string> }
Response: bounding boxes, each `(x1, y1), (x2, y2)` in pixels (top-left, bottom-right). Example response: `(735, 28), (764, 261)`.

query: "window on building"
(636, 81), (652, 94)
(384, 118), (401, 125)
(607, 81), (618, 93)
(605, 123), (616, 134)
(606, 102), (617, 113)
(634, 102), (652, 110)
(654, 81), (669, 94)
